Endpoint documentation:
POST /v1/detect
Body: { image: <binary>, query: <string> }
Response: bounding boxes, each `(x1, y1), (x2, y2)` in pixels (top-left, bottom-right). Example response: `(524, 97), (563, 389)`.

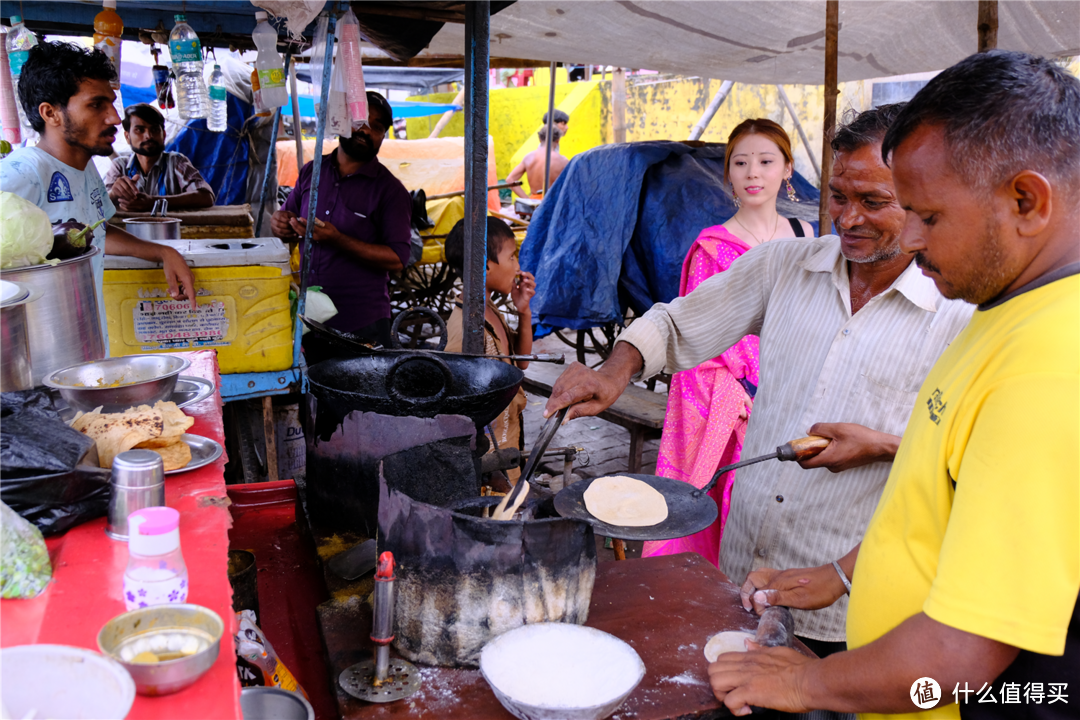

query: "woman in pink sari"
(643, 119), (813, 566)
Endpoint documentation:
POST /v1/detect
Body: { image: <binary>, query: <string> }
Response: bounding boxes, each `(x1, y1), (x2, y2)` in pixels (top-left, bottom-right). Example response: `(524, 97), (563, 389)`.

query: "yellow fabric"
(847, 275), (1079, 720)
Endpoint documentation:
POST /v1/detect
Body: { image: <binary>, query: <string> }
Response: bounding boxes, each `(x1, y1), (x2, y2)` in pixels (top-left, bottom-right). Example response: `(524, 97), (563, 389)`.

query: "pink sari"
(642, 226), (760, 567)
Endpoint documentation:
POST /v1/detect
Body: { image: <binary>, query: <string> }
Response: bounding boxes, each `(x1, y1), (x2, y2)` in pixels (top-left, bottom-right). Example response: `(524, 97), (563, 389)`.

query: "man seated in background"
(508, 125), (568, 199)
(104, 103), (214, 212)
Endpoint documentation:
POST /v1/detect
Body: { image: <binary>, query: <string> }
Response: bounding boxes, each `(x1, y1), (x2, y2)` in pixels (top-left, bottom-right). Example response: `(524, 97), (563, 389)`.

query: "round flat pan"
(553, 473), (718, 541)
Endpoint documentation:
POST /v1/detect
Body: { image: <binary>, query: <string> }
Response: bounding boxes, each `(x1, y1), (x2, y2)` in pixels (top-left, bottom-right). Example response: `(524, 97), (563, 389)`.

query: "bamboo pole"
(429, 86), (465, 138)
(776, 85), (821, 181)
(978, 1), (998, 52)
(818, 1), (839, 233)
(688, 80), (734, 141)
(543, 61), (557, 193)
(612, 68), (627, 144)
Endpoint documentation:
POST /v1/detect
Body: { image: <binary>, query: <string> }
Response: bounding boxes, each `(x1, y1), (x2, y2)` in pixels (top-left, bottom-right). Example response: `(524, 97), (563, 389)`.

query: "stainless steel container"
(240, 688), (315, 720)
(107, 450), (165, 541)
(44, 354), (191, 413)
(123, 217), (181, 242)
(0, 280), (37, 392)
(0, 246), (105, 386)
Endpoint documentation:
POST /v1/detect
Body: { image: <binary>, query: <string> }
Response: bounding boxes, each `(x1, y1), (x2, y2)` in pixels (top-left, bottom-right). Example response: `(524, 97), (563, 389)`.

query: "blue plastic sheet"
(520, 142), (819, 335)
(165, 93), (254, 206)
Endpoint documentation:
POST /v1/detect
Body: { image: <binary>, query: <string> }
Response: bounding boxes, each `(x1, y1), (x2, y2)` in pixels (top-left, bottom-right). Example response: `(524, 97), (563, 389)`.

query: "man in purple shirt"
(272, 91), (411, 357)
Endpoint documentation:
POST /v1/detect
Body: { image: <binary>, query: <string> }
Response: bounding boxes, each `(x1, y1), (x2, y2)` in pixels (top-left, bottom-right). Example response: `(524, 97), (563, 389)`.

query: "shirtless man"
(508, 125), (569, 198)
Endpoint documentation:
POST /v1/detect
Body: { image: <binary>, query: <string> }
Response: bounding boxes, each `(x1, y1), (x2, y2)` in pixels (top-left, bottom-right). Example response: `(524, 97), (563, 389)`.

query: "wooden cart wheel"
(391, 306), (448, 351)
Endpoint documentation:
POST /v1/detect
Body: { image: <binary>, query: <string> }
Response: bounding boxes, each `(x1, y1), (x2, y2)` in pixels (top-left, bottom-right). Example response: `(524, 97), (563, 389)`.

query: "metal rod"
(978, 0), (998, 52)
(543, 61), (556, 194)
(293, 13), (337, 369)
(289, 59), (304, 174)
(461, 0), (490, 355)
(776, 84), (821, 181)
(425, 181), (521, 200)
(818, 0), (839, 234)
(255, 51), (291, 237)
(688, 80), (734, 141)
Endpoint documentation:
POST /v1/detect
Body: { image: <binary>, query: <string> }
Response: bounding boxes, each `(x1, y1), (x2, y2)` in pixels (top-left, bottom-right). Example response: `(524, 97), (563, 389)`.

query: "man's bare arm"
(507, 162), (528, 198)
(543, 341), (644, 421)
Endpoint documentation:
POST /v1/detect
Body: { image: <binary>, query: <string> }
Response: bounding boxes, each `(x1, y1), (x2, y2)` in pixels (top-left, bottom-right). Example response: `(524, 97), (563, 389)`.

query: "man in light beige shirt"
(545, 105), (974, 655)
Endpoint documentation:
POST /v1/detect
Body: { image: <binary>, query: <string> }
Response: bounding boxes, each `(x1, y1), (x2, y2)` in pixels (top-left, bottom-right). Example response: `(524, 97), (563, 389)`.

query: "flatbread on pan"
(583, 475), (668, 527)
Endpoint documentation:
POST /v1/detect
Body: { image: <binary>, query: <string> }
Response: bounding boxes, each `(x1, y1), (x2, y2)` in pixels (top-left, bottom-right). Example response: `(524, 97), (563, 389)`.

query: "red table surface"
(1, 350), (242, 720)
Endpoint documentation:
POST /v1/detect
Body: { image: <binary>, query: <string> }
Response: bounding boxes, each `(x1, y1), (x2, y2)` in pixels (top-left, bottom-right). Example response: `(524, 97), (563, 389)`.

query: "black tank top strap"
(787, 216), (805, 237)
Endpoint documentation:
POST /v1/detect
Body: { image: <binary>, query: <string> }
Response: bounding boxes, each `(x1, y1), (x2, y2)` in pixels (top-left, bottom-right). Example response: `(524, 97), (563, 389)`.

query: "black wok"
(308, 353), (523, 427)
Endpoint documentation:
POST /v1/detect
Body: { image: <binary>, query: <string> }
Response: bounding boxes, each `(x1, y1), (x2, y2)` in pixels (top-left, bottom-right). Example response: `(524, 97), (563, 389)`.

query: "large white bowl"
(0, 644), (136, 720)
(480, 623), (645, 720)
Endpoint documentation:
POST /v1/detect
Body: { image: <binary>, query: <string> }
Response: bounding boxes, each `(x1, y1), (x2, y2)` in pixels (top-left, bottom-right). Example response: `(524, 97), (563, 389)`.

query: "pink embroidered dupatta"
(641, 226), (760, 566)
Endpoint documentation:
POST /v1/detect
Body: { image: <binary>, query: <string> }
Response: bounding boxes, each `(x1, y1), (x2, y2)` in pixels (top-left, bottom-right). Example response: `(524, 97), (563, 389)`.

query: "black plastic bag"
(1, 390), (111, 536)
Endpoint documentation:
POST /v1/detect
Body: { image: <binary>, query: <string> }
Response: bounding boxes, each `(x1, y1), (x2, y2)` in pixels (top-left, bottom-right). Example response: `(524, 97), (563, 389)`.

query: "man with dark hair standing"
(104, 103), (214, 211)
(541, 108), (569, 138)
(0, 42), (196, 342)
(508, 124), (569, 198)
(270, 90), (410, 356)
(545, 103), (974, 677)
(709, 50), (1078, 720)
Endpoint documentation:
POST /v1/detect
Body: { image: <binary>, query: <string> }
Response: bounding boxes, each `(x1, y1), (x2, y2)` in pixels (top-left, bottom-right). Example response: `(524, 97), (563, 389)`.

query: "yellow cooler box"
(103, 238), (294, 374)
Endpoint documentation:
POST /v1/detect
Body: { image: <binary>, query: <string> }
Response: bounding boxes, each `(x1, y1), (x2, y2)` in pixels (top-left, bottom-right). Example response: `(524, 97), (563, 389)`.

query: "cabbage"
(0, 191), (54, 269)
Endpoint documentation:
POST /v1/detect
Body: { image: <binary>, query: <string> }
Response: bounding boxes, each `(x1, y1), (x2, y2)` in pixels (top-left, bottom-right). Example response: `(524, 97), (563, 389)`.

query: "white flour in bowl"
(480, 623), (644, 708)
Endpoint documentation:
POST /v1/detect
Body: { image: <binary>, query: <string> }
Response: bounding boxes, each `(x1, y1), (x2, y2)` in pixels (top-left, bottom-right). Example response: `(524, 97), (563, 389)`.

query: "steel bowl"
(0, 644), (136, 719)
(240, 687), (315, 720)
(124, 216), (182, 241)
(43, 354), (191, 412)
(480, 623), (645, 720)
(97, 603), (224, 696)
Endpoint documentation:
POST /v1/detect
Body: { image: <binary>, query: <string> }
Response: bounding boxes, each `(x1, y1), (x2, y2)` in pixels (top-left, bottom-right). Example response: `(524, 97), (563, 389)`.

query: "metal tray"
(165, 433), (224, 475)
(173, 376), (215, 408)
(553, 473), (719, 541)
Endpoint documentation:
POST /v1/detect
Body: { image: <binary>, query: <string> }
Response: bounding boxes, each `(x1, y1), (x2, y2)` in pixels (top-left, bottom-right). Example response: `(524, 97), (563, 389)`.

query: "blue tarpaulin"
(520, 141), (820, 336)
(165, 93), (254, 206)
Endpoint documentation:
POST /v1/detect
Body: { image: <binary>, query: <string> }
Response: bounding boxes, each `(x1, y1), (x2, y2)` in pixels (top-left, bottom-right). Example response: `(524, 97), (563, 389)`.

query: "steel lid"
(0, 279), (30, 307)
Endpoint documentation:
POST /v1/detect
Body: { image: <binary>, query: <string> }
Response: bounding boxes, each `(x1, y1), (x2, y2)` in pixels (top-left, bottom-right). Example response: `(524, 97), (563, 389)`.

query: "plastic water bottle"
(252, 12), (287, 108)
(337, 7), (368, 124)
(93, 0), (123, 89)
(169, 14), (208, 120)
(123, 507), (188, 610)
(0, 28), (21, 144)
(6, 16), (37, 133)
(250, 68), (270, 118)
(152, 63), (175, 110)
(207, 64), (227, 132)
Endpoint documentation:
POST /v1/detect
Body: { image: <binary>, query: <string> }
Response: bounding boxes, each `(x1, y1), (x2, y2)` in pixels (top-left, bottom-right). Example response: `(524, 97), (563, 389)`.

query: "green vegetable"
(0, 191), (54, 269)
(1, 501), (52, 599)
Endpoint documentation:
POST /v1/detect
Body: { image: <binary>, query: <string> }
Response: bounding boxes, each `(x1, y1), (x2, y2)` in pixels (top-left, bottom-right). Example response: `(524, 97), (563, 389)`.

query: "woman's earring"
(786, 177), (799, 203)
(731, 183), (741, 208)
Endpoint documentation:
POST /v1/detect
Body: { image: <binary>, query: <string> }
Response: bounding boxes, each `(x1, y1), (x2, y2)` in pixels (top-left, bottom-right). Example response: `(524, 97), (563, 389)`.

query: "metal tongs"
(491, 406), (568, 520)
(150, 198), (169, 217)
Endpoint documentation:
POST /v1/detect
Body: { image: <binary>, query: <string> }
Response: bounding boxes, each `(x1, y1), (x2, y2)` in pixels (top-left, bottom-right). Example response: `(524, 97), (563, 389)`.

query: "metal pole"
(289, 58), (304, 174)
(293, 13), (337, 369)
(688, 80), (734, 141)
(543, 61), (556, 194)
(255, 51), (291, 237)
(612, 68), (627, 144)
(462, 1), (490, 355)
(818, 0), (839, 234)
(978, 0), (998, 52)
(776, 84), (821, 181)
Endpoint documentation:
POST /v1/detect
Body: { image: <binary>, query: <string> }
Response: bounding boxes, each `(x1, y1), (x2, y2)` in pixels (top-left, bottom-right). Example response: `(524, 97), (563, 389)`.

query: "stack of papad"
(70, 401), (194, 471)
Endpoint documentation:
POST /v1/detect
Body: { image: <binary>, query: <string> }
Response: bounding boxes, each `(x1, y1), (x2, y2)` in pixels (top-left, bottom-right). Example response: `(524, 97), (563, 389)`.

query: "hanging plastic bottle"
(123, 507), (188, 610)
(337, 7), (368, 125)
(250, 68), (270, 118)
(152, 63), (175, 110)
(252, 12), (287, 109)
(207, 64), (227, 132)
(0, 28), (21, 144)
(169, 14), (208, 120)
(310, 14), (349, 138)
(93, 1), (123, 89)
(6, 16), (38, 134)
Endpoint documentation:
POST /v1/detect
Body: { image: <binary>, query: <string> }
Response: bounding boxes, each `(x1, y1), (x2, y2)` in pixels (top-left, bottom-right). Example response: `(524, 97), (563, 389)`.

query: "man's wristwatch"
(831, 560), (852, 594)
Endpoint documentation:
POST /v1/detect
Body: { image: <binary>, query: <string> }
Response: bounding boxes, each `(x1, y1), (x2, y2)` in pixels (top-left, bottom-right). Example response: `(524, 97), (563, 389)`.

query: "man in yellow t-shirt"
(707, 50), (1079, 720)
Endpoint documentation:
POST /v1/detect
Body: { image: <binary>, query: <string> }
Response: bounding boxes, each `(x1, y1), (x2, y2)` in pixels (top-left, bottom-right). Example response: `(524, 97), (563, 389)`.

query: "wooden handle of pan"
(776, 435), (831, 462)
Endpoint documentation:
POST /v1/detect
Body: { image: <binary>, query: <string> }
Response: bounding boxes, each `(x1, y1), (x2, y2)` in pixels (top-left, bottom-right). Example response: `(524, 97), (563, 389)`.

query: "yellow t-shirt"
(847, 273), (1079, 720)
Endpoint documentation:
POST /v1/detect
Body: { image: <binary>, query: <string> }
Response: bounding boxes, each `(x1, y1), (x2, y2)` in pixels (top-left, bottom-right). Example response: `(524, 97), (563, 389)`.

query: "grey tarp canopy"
(422, 1), (1078, 82)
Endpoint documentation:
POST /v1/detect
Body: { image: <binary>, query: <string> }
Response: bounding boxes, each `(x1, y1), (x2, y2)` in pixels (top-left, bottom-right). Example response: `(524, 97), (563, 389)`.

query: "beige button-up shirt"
(617, 235), (975, 641)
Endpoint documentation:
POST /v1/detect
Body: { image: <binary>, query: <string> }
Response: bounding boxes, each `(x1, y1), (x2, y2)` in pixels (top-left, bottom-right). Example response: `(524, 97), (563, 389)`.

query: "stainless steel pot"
(0, 246), (106, 386)
(0, 280), (38, 391)
(123, 217), (182, 242)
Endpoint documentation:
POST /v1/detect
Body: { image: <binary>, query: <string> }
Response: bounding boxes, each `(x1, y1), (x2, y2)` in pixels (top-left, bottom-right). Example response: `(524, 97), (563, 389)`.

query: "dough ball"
(703, 631), (755, 662)
(583, 475), (668, 527)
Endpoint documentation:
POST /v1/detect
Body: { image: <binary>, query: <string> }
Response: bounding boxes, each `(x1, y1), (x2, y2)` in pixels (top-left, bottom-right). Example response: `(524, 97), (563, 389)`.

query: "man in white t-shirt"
(0, 41), (195, 343)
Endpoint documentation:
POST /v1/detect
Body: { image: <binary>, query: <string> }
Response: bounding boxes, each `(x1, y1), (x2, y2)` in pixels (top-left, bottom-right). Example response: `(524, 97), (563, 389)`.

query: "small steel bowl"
(241, 687), (315, 720)
(97, 603), (224, 696)
(43, 354), (191, 412)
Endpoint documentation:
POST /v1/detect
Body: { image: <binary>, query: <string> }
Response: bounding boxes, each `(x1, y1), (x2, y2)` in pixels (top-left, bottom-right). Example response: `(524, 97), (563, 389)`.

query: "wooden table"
(318, 552), (799, 719)
(0, 351), (242, 720)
